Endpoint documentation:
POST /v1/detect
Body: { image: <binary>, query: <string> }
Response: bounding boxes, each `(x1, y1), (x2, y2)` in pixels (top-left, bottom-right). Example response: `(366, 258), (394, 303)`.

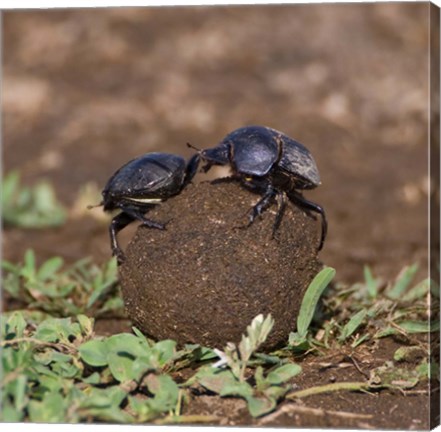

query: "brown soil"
(182, 337), (432, 429)
(2, 3), (437, 429)
(119, 180), (321, 349)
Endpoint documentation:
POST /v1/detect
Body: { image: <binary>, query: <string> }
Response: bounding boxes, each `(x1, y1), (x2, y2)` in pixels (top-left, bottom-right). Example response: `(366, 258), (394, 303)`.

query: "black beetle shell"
(202, 125), (320, 188)
(102, 152), (187, 207)
(230, 126), (279, 176)
(275, 131), (321, 188)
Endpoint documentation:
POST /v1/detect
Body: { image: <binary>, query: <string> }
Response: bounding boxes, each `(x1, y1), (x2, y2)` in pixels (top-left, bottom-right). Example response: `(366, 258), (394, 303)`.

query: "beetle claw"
(113, 247), (126, 265)
(163, 219), (173, 228)
(140, 219), (165, 230)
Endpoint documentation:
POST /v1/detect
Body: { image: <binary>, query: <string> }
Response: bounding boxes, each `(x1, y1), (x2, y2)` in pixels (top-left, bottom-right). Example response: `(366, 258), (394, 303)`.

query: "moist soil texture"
(119, 180), (321, 350)
(3, 3), (437, 429)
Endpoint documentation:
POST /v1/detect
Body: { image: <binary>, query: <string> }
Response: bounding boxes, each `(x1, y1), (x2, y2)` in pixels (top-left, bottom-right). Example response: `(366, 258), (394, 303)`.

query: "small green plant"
(288, 267), (336, 350)
(189, 314), (302, 417)
(2, 250), (123, 318)
(309, 263), (438, 349)
(2, 170), (66, 228)
(1, 312), (215, 423)
(1, 260), (436, 424)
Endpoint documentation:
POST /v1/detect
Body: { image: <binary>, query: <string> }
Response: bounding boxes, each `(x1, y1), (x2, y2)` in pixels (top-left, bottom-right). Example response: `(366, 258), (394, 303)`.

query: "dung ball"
(118, 180), (322, 350)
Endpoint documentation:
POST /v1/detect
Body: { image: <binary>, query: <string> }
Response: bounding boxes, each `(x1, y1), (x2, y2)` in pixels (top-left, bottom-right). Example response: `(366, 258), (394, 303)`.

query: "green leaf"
(34, 350), (72, 366)
(51, 359), (81, 379)
(297, 267), (336, 337)
(1, 400), (24, 422)
(37, 257), (64, 280)
(364, 265), (377, 298)
(5, 311), (27, 338)
(2, 171), (66, 228)
(144, 374), (180, 413)
(84, 386), (128, 408)
(375, 327), (398, 338)
(106, 333), (149, 358)
(266, 363), (302, 385)
(263, 384), (289, 400)
(79, 339), (109, 367)
(153, 339), (176, 366)
(28, 391), (67, 423)
(81, 407), (133, 423)
(219, 379), (254, 399)
(238, 314), (274, 363)
(23, 249), (36, 277)
(77, 314), (94, 338)
(132, 326), (150, 342)
(197, 368), (238, 394)
(82, 372), (101, 384)
(129, 396), (155, 421)
(34, 317), (76, 343)
(351, 333), (370, 348)
(402, 279), (429, 302)
(246, 395), (276, 417)
(1, 170), (19, 206)
(369, 361), (420, 389)
(108, 352), (136, 382)
(396, 320), (439, 334)
(8, 375), (28, 412)
(253, 352), (284, 366)
(78, 386), (132, 423)
(387, 264), (419, 299)
(287, 331), (310, 351)
(338, 309), (368, 342)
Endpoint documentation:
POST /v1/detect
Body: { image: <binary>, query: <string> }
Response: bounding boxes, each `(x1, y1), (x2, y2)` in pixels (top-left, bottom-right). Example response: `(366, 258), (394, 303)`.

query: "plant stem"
(1, 337), (76, 354)
(286, 381), (371, 399)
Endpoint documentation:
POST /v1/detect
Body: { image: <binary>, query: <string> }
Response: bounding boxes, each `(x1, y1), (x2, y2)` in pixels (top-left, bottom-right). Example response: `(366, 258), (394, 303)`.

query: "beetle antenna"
(87, 201), (103, 210)
(186, 142), (201, 152)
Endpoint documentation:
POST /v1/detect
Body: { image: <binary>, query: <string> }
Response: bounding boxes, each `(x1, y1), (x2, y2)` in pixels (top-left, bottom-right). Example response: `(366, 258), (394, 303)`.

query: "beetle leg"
(272, 191), (287, 238)
(122, 207), (166, 230)
(109, 212), (136, 263)
(201, 160), (214, 173)
(247, 184), (277, 226)
(184, 153), (200, 185)
(290, 193), (327, 251)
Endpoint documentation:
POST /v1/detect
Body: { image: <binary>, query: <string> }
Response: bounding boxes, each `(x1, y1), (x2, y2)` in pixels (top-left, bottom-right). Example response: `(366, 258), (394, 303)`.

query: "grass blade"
(396, 320), (439, 334)
(363, 265), (377, 298)
(338, 309), (367, 342)
(287, 381), (370, 399)
(402, 279), (429, 302)
(387, 264), (419, 299)
(297, 267), (336, 338)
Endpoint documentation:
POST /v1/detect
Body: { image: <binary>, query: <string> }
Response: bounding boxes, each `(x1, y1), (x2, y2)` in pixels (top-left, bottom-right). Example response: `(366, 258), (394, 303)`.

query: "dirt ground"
(2, 3), (438, 429)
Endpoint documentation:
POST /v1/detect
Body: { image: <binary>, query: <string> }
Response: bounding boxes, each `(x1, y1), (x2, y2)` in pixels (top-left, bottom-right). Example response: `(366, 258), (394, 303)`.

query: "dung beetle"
(192, 125), (327, 250)
(94, 152), (200, 263)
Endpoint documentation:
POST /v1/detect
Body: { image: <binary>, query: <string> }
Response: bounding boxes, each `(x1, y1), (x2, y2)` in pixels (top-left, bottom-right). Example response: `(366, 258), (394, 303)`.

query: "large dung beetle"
(193, 125), (327, 250)
(95, 152), (200, 262)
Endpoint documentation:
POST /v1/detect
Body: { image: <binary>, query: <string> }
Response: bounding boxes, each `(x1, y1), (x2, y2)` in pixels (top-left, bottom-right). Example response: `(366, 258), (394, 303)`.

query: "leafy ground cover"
(1, 247), (437, 426)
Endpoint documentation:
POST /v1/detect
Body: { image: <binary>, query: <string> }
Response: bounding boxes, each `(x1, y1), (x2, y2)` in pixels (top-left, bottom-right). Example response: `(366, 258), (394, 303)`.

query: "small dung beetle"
(95, 152), (199, 262)
(193, 125), (327, 250)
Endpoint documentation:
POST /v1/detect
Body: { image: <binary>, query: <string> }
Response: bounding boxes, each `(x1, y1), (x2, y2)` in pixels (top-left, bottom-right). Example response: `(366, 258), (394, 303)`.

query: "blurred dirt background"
(3, 3), (432, 283)
(2, 2), (436, 428)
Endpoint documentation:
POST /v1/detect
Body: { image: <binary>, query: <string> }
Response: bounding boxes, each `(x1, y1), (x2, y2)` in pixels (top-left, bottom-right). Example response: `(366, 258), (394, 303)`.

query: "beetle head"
(188, 141), (230, 173)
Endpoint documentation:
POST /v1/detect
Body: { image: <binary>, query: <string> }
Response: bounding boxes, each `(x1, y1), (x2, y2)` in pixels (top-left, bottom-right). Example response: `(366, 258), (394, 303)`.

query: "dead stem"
(258, 403), (373, 426)
(286, 381), (372, 399)
(154, 414), (220, 425)
(1, 337), (76, 354)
